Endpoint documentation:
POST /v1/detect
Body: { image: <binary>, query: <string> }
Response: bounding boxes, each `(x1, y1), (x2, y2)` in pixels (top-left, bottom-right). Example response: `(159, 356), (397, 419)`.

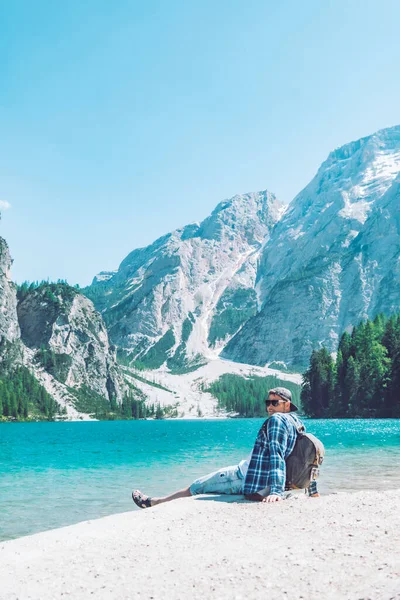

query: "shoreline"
(2, 415), (400, 424)
(1, 490), (399, 600)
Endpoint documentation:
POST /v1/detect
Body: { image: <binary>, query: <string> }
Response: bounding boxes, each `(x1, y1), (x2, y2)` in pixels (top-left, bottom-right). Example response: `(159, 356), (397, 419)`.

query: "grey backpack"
(285, 416), (325, 490)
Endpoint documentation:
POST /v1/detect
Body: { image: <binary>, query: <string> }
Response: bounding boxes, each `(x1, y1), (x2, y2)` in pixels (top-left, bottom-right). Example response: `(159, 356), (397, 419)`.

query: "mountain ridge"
(2, 123), (400, 420)
(224, 124), (400, 366)
(85, 189), (283, 370)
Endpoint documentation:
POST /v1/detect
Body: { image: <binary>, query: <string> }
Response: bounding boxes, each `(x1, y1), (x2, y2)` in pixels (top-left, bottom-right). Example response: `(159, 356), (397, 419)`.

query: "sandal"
(132, 489), (152, 509)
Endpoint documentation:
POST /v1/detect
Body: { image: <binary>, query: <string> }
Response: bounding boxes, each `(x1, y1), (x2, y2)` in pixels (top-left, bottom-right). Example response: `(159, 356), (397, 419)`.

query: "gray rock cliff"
(17, 283), (126, 403)
(85, 191), (284, 371)
(223, 125), (400, 366)
(0, 236), (23, 367)
(0, 237), (20, 346)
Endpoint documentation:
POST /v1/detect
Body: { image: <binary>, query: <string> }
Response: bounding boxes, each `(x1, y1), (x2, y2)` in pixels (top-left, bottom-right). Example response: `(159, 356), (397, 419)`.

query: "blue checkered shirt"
(243, 413), (318, 497)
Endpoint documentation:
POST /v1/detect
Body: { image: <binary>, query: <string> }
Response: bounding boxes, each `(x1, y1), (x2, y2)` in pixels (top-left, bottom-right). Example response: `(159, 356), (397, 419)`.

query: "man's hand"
(262, 494), (282, 503)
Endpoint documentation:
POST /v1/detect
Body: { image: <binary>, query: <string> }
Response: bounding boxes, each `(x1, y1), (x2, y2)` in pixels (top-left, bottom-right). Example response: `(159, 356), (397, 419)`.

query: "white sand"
(1, 490), (400, 600)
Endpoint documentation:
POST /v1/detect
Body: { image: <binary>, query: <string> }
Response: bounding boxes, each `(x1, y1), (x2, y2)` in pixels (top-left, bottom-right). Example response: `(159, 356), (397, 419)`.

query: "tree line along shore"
(301, 313), (400, 418)
(1, 313), (400, 421)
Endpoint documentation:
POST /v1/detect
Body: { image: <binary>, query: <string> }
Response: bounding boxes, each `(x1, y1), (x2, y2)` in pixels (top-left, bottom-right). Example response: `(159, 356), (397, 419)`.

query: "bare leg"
(151, 486), (192, 506)
(132, 486), (192, 509)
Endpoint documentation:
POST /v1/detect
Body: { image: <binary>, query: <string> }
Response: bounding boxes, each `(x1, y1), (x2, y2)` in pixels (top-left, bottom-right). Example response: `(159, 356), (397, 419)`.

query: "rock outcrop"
(17, 283), (126, 403)
(339, 172), (400, 323)
(0, 237), (20, 346)
(0, 236), (23, 367)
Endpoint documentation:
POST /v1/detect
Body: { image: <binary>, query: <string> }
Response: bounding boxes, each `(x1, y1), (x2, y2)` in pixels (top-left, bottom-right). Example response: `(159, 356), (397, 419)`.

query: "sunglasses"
(265, 399), (287, 407)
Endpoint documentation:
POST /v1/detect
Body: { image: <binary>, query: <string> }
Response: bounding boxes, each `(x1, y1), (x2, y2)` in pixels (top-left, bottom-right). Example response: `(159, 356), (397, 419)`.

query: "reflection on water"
(1, 419), (400, 541)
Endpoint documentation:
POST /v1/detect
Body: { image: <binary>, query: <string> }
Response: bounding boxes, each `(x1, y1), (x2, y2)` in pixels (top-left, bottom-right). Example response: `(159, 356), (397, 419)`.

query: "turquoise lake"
(1, 419), (400, 541)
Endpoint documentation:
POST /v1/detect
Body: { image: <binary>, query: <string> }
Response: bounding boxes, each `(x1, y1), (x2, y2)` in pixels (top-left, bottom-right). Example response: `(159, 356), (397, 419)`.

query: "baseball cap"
(268, 387), (298, 412)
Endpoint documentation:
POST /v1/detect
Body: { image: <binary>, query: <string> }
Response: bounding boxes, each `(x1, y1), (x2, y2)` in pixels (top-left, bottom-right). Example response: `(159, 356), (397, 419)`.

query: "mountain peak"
(326, 124), (400, 163)
(318, 124), (400, 203)
(85, 186), (283, 369)
(197, 189), (283, 243)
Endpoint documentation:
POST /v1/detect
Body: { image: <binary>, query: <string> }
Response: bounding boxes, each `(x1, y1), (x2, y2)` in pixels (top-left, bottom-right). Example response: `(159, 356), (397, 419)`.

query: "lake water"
(1, 419), (400, 541)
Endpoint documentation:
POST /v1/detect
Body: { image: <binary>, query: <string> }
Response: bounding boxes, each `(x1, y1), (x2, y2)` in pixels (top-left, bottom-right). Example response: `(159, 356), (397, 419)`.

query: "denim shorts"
(189, 464), (244, 496)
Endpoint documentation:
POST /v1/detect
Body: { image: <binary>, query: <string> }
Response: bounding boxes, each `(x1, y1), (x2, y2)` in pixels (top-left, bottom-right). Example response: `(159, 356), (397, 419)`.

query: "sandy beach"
(1, 490), (399, 600)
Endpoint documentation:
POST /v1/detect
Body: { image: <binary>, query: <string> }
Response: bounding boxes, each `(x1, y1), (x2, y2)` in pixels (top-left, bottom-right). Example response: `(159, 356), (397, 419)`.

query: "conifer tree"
(300, 348), (334, 417)
(302, 313), (399, 417)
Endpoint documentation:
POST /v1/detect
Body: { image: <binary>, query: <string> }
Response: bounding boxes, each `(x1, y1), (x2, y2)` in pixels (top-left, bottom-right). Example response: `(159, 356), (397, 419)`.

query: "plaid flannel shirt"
(243, 412), (318, 498)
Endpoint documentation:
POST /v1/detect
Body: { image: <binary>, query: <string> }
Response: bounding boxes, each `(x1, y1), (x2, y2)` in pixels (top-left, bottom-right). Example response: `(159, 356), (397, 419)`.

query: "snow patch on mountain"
(93, 271), (117, 284)
(338, 193), (371, 223)
(342, 230), (359, 248)
(361, 149), (400, 190)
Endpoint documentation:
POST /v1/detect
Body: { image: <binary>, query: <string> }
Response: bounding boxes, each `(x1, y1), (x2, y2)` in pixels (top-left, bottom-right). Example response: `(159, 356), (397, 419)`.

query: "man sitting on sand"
(132, 387), (319, 508)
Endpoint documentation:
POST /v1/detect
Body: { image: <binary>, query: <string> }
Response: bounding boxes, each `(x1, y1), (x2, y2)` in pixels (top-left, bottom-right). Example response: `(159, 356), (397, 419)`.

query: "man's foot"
(132, 489), (152, 509)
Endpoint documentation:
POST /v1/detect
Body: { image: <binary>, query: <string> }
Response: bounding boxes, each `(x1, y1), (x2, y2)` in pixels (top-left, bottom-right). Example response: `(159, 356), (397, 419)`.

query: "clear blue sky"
(1, 0), (399, 286)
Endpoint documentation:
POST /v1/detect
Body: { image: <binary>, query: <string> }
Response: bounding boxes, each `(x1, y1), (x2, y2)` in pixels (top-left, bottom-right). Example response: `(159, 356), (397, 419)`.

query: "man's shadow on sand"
(194, 493), (310, 504)
(194, 495), (247, 504)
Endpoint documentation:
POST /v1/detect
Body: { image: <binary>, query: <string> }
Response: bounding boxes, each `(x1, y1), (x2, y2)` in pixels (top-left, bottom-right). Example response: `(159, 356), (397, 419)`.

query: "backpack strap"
(262, 414), (305, 437)
(287, 413), (305, 435)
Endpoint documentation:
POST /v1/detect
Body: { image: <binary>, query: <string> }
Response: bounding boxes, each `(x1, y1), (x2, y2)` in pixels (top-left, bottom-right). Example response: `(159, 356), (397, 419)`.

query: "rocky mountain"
(0, 237), (20, 345)
(85, 191), (284, 371)
(339, 172), (400, 322)
(17, 283), (127, 407)
(0, 237), (23, 364)
(1, 232), (129, 419)
(223, 125), (400, 367)
(3, 123), (400, 418)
